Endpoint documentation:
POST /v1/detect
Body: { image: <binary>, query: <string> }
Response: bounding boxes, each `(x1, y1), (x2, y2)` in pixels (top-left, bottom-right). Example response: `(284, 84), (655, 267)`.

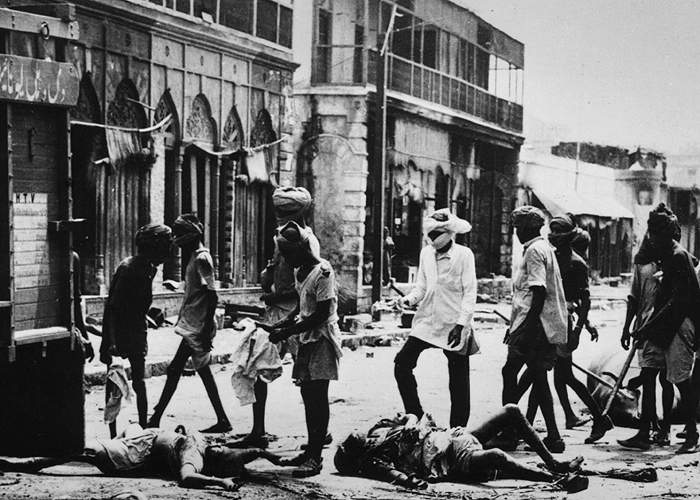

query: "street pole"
(371, 5), (397, 306)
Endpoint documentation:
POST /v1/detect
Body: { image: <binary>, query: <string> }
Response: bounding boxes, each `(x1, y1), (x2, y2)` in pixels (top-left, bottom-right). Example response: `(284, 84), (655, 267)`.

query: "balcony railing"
(311, 46), (523, 134)
(387, 53), (523, 133)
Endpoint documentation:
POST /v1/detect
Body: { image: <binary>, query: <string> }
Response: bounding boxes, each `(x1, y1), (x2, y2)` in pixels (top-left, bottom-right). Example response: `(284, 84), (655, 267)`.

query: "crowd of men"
(1, 194), (695, 494)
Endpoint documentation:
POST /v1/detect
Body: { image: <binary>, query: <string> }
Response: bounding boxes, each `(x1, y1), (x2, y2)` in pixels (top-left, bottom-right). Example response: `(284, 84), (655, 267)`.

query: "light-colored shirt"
(295, 259), (342, 358)
(175, 247), (216, 336)
(510, 236), (567, 345)
(404, 243), (477, 352)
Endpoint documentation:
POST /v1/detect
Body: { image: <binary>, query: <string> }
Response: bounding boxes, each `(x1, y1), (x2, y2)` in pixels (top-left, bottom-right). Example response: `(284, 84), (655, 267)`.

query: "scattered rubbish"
(366, 352), (374, 358)
(0, 478), (20, 487)
(476, 293), (497, 304)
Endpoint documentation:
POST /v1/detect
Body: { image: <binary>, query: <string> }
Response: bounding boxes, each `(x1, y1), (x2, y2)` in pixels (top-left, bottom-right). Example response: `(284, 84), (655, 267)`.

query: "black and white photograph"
(0, 0), (699, 498)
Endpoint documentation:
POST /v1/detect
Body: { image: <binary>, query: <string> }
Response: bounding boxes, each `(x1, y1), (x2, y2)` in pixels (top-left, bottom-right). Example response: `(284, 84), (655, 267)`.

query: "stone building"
(292, 0), (525, 311)
(2, 0), (297, 312)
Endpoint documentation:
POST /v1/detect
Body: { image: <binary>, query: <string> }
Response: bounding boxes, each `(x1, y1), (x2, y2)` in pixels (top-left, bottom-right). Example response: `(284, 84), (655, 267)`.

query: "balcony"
(385, 53), (523, 134)
(312, 46), (523, 134)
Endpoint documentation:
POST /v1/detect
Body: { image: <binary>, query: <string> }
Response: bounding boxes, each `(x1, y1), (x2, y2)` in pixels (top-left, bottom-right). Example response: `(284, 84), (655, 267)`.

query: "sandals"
(279, 452), (309, 467)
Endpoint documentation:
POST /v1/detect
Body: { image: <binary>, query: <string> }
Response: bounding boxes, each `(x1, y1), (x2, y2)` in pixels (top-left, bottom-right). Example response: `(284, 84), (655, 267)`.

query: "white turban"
(423, 208), (472, 235)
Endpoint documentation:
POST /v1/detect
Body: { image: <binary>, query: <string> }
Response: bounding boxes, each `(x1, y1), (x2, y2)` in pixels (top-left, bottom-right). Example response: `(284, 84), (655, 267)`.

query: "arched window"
(70, 73), (102, 294)
(103, 78), (150, 287)
(155, 89), (182, 280)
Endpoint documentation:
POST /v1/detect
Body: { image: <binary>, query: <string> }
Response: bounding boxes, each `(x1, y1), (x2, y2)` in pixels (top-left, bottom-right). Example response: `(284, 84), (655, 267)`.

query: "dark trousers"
(394, 336), (470, 427)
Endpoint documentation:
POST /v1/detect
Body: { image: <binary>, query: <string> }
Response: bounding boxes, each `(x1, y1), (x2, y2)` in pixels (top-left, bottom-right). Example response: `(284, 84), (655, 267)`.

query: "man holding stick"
(618, 204), (700, 453)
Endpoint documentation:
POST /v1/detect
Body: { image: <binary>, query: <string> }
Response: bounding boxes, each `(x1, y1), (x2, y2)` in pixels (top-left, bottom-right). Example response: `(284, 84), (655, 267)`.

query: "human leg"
(394, 337), (432, 419)
(501, 354), (526, 405)
(445, 350), (470, 427)
(531, 367), (562, 449)
(553, 356), (580, 427)
(469, 449), (555, 482)
(252, 380), (267, 436)
(291, 379), (329, 477)
(128, 355), (148, 428)
(148, 339), (192, 427)
(197, 364), (232, 433)
(618, 368), (657, 450)
(675, 379), (699, 453)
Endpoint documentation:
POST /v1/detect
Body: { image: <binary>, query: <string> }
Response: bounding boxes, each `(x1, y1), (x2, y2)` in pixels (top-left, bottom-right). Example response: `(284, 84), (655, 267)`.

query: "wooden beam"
(0, 7), (79, 40)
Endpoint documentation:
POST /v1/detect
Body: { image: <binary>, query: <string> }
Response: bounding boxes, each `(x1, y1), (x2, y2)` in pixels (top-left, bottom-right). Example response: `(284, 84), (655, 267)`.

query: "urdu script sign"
(0, 55), (79, 107)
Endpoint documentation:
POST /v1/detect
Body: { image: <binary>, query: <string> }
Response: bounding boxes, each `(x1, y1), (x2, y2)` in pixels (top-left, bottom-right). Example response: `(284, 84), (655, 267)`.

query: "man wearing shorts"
(500, 206), (568, 453)
(148, 214), (231, 433)
(0, 425), (281, 491)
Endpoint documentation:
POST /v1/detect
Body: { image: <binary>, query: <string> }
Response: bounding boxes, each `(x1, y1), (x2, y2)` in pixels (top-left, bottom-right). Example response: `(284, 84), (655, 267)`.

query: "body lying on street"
(0, 424), (281, 492)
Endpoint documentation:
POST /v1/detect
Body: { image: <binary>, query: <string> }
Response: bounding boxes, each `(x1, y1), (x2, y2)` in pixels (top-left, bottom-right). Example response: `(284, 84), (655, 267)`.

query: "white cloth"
(230, 318), (283, 405)
(404, 243), (477, 353)
(510, 236), (568, 345)
(104, 364), (132, 424)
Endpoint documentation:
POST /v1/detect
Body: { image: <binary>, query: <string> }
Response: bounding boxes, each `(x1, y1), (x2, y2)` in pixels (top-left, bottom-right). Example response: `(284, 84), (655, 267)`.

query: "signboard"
(13, 193), (50, 290)
(0, 55), (79, 106)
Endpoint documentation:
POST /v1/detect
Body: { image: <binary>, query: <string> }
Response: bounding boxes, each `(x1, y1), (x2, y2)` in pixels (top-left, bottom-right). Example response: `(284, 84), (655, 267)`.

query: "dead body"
(334, 404), (588, 493)
(0, 425), (280, 491)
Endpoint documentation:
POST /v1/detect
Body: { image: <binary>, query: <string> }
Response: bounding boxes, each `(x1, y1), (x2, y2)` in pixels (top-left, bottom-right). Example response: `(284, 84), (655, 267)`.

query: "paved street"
(3, 301), (700, 499)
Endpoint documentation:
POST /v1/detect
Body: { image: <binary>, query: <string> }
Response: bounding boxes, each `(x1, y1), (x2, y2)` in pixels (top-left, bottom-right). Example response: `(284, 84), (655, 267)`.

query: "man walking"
(620, 204), (700, 453)
(148, 214), (231, 433)
(395, 208), (477, 428)
(501, 206), (568, 452)
(100, 224), (172, 437)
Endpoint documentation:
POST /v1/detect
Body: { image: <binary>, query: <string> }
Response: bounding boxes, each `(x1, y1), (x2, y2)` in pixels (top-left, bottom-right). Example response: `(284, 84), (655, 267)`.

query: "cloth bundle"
(104, 363), (132, 424)
(230, 318), (283, 405)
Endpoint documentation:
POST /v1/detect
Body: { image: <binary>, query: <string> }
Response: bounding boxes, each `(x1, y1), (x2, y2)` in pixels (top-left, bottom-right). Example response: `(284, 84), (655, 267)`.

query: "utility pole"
(371, 5), (398, 305)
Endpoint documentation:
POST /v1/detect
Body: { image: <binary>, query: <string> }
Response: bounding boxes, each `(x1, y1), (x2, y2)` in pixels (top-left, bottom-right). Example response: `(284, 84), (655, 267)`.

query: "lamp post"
(371, 4), (398, 305)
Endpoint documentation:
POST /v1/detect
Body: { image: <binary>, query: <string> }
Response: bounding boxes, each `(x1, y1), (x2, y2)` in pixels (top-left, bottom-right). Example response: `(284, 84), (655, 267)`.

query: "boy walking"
(148, 214), (231, 433)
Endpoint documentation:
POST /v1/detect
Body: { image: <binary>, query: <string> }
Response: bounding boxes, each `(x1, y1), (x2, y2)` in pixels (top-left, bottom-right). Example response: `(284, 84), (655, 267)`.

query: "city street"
(3, 302), (700, 499)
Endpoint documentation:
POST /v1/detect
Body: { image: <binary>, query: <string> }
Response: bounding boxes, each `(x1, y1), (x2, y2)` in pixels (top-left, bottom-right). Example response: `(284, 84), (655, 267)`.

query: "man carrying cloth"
(148, 214), (231, 433)
(501, 206), (568, 453)
(395, 208), (477, 428)
(101, 224), (172, 437)
(233, 187), (320, 448)
(623, 203), (700, 454)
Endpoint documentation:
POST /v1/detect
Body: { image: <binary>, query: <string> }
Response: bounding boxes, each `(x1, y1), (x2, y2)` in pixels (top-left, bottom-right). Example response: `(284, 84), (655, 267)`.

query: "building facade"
(3, 0), (297, 302)
(293, 0), (524, 311)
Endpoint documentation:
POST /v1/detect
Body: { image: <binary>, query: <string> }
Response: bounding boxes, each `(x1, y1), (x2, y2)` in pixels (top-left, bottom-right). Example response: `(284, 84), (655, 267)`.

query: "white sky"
(455, 0), (700, 154)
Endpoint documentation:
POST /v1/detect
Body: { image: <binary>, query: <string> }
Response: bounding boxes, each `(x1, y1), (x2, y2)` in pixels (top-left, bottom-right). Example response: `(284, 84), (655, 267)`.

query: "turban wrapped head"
(511, 205), (545, 229)
(173, 213), (204, 247)
(571, 228), (591, 256)
(135, 223), (172, 260)
(647, 203), (680, 240)
(275, 220), (321, 262)
(548, 214), (577, 248)
(423, 208), (472, 235)
(272, 186), (312, 223)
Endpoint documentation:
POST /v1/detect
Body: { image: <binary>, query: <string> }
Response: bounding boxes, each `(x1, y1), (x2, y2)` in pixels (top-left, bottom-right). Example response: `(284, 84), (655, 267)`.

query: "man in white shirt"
(395, 209), (477, 427)
(501, 205), (568, 453)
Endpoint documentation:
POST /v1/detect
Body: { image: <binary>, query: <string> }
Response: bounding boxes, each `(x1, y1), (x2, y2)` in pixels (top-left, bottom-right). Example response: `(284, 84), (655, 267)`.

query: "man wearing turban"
(100, 223), (172, 437)
(619, 203), (700, 454)
(231, 186), (323, 450)
(148, 214), (232, 434)
(518, 215), (613, 444)
(500, 206), (568, 453)
(394, 208), (477, 428)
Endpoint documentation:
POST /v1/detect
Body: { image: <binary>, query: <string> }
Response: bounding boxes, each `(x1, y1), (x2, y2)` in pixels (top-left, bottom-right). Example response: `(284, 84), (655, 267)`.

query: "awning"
(530, 186), (633, 220)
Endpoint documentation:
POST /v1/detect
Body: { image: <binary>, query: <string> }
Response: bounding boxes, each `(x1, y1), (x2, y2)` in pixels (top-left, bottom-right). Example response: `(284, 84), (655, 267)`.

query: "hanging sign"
(0, 55), (79, 106)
